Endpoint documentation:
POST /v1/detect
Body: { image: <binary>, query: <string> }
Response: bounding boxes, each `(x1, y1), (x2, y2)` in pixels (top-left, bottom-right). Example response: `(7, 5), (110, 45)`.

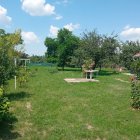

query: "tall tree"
(75, 30), (102, 68)
(100, 34), (120, 69)
(44, 38), (58, 63)
(57, 28), (80, 70)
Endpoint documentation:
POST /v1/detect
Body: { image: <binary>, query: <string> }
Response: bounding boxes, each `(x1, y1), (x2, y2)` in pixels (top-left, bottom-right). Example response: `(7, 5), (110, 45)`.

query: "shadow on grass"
(0, 115), (21, 140)
(58, 67), (81, 72)
(5, 91), (31, 101)
(48, 68), (59, 74)
(0, 91), (31, 139)
(99, 70), (119, 76)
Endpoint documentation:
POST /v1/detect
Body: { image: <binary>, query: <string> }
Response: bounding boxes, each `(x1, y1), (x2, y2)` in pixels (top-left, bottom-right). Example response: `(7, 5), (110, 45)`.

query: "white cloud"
(0, 5), (12, 25)
(21, 31), (39, 44)
(49, 25), (59, 37)
(49, 23), (80, 37)
(123, 25), (130, 30)
(55, 15), (63, 20)
(21, 31), (46, 56)
(55, 0), (69, 5)
(120, 26), (140, 41)
(21, 0), (55, 16)
(64, 23), (80, 31)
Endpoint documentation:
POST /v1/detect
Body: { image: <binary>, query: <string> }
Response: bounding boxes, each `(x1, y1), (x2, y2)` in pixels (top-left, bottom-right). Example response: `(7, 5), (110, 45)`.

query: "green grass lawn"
(0, 66), (140, 140)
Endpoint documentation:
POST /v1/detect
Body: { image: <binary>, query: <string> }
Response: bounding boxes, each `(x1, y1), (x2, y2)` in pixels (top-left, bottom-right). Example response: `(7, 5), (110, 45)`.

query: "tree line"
(44, 28), (140, 71)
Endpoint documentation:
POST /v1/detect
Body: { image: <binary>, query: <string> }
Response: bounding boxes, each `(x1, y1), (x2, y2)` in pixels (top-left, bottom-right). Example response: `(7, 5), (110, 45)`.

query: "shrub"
(131, 60), (140, 79)
(17, 68), (30, 87)
(0, 87), (10, 121)
(131, 80), (140, 109)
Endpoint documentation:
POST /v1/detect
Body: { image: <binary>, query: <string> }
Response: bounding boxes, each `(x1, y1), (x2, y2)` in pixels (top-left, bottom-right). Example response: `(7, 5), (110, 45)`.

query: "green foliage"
(44, 37), (58, 63)
(131, 80), (140, 109)
(45, 36), (57, 63)
(44, 28), (140, 72)
(120, 41), (140, 70)
(82, 59), (95, 70)
(70, 45), (85, 68)
(57, 29), (80, 69)
(0, 29), (23, 122)
(45, 56), (58, 63)
(131, 60), (140, 79)
(17, 68), (30, 87)
(30, 55), (46, 63)
(100, 34), (120, 69)
(0, 87), (10, 121)
(44, 28), (80, 69)
(71, 31), (120, 70)
(81, 30), (102, 67)
(0, 29), (23, 85)
(0, 49), (14, 85)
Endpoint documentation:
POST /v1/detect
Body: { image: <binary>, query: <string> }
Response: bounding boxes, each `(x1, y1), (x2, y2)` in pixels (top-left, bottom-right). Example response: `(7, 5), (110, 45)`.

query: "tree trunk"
(62, 66), (64, 71)
(99, 64), (102, 71)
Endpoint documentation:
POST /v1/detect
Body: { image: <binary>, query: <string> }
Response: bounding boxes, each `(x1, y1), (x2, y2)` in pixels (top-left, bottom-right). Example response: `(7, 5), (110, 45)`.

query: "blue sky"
(0, 0), (140, 55)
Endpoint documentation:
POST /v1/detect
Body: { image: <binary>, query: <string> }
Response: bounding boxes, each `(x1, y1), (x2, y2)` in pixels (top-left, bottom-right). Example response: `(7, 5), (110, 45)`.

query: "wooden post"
(14, 58), (17, 67)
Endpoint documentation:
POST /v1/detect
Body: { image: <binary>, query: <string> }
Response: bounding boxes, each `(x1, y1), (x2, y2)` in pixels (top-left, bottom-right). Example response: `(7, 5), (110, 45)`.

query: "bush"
(131, 80), (140, 109)
(46, 57), (58, 63)
(0, 51), (15, 85)
(17, 68), (30, 87)
(131, 60), (140, 79)
(0, 87), (10, 121)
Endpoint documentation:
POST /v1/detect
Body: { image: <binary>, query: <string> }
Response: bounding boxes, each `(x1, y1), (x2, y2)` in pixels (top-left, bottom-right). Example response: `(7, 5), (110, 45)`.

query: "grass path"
(1, 67), (140, 140)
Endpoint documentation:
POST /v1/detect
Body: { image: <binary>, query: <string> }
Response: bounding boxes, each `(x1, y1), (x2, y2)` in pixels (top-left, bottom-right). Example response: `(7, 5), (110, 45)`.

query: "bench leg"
(90, 72), (93, 79)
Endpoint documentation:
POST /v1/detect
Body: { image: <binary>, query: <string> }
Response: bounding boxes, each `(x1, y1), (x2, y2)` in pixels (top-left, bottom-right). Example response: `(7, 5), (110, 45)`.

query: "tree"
(100, 34), (120, 69)
(120, 41), (140, 70)
(72, 30), (102, 69)
(44, 38), (58, 63)
(57, 28), (80, 70)
(70, 47), (85, 68)
(44, 28), (80, 70)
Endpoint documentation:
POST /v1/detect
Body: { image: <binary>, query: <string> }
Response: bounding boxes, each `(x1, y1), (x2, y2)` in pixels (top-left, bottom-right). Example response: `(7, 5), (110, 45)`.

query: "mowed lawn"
(1, 66), (140, 140)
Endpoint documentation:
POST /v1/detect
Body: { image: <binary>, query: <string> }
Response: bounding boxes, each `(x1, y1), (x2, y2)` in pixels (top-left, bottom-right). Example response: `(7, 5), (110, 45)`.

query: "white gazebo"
(19, 58), (30, 70)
